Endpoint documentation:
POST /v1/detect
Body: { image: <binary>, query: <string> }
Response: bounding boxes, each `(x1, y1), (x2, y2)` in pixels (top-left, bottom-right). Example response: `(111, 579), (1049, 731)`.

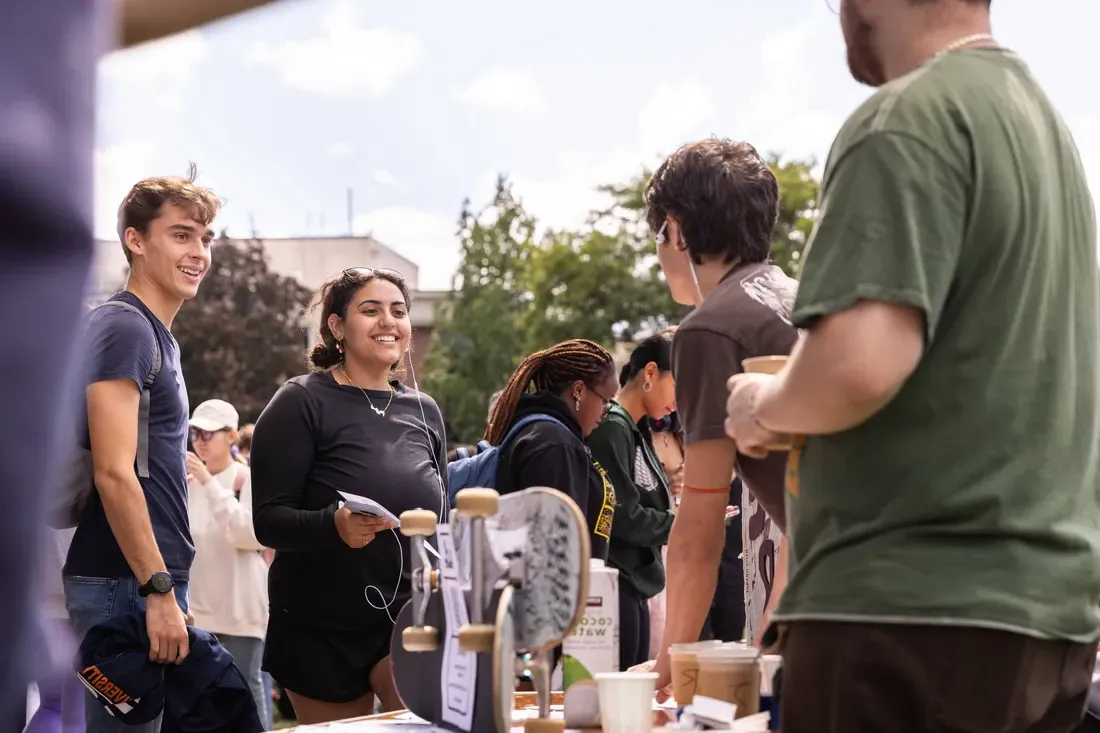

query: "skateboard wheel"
(457, 623), (495, 653)
(455, 488), (499, 518)
(402, 625), (440, 652)
(399, 509), (438, 537)
(523, 719), (564, 733)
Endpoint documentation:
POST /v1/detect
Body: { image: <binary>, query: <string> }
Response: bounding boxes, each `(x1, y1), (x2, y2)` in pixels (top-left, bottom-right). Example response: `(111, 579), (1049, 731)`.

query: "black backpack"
(48, 300), (162, 529)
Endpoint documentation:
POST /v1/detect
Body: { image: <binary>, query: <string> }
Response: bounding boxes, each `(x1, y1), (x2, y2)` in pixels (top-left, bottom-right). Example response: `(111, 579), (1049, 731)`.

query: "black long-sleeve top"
(250, 372), (448, 630)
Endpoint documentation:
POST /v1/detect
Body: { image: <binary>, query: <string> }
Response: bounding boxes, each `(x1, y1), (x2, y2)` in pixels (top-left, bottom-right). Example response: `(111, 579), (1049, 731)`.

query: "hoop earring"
(643, 381), (652, 393)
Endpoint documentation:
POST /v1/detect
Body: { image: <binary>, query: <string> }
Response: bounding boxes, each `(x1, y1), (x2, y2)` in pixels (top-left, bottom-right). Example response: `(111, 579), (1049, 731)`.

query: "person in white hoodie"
(185, 399), (270, 729)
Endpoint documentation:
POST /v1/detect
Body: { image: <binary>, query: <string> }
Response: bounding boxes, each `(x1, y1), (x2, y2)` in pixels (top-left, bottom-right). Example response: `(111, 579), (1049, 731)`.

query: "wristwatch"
(138, 571), (175, 598)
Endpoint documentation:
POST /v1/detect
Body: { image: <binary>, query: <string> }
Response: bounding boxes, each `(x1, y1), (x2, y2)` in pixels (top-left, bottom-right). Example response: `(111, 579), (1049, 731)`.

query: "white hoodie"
(187, 462), (268, 639)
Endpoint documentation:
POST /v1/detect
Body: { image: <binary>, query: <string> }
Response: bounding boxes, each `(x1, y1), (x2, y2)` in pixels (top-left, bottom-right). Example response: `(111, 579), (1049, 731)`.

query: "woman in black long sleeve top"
(250, 268), (448, 725)
(488, 339), (620, 561)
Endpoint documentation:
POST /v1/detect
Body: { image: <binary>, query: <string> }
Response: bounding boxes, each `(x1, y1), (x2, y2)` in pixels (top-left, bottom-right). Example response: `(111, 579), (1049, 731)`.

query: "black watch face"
(151, 572), (173, 594)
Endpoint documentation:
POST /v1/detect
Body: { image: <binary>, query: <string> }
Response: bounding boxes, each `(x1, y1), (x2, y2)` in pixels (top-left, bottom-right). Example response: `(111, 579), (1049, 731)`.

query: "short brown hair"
(116, 162), (223, 263)
(645, 138), (778, 266)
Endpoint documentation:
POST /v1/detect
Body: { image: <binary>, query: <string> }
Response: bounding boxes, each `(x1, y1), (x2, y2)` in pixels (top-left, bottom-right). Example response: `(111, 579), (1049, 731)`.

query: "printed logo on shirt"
(740, 266), (797, 326)
(633, 448), (659, 493)
(592, 459), (616, 540)
(79, 665), (139, 712)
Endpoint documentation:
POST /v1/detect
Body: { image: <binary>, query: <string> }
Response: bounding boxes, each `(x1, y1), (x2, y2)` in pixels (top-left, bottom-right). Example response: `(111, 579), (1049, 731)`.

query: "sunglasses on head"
(190, 427), (228, 443)
(342, 267), (405, 282)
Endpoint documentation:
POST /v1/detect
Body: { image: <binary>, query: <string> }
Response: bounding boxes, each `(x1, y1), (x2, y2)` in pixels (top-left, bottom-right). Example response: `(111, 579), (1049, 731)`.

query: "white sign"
(436, 524), (476, 731)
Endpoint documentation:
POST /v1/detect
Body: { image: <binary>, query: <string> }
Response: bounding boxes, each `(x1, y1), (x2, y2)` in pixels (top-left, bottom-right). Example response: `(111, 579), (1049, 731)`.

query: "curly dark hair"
(485, 339), (615, 445)
(645, 138), (778, 265)
(307, 268), (413, 376)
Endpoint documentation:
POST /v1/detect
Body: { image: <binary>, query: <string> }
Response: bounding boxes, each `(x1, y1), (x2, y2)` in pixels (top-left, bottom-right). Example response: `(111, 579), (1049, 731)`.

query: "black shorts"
(263, 613), (393, 703)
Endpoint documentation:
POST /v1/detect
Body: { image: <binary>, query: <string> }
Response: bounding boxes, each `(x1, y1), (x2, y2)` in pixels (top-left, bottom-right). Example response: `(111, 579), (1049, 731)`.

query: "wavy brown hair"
(484, 339), (614, 445)
(307, 268), (413, 377)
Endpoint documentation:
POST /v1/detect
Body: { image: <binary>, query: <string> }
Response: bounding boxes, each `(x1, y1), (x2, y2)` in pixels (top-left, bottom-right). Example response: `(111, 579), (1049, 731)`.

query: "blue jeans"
(63, 576), (189, 733)
(217, 634), (269, 730)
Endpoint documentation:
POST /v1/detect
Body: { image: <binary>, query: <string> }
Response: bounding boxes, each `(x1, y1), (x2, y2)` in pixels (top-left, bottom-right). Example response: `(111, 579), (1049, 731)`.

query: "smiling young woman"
(249, 268), (449, 725)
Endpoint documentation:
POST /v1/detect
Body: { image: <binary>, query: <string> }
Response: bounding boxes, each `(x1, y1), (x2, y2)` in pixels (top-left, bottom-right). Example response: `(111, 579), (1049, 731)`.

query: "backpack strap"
(232, 464), (248, 496)
(499, 414), (569, 450)
(96, 300), (163, 479)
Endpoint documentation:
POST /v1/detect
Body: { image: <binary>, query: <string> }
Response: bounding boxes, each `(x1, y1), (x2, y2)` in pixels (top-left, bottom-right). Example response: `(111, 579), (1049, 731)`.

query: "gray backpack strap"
(97, 301), (162, 478)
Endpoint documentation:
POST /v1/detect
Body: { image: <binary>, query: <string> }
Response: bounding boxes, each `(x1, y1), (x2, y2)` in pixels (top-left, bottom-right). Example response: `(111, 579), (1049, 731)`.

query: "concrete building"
(89, 235), (448, 374)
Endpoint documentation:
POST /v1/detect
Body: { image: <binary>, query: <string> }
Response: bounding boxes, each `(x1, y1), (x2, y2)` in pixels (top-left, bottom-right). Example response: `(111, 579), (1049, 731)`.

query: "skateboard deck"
(391, 587), (510, 732)
(455, 486), (590, 652)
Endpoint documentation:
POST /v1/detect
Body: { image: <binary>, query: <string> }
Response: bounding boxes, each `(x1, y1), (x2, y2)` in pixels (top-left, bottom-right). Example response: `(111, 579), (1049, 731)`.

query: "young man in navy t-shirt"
(63, 167), (221, 733)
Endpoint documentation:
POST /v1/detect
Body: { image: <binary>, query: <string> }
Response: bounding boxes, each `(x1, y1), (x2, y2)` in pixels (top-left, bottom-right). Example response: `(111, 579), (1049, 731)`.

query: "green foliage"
(423, 159), (820, 444)
(766, 155), (821, 278)
(175, 235), (312, 423)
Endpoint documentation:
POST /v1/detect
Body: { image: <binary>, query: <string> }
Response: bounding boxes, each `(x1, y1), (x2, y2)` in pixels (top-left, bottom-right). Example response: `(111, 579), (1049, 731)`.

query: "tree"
(766, 155), (820, 279)
(519, 172), (686, 351)
(420, 177), (538, 444)
(175, 234), (312, 423)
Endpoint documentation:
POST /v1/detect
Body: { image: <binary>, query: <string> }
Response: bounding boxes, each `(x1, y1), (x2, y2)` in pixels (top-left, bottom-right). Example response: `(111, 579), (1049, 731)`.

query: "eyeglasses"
(190, 427), (228, 443)
(587, 385), (615, 417)
(341, 267), (405, 282)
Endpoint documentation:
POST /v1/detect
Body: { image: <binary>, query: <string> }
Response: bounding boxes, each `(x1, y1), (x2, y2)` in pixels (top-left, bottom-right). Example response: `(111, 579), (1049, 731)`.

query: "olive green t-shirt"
(774, 48), (1100, 642)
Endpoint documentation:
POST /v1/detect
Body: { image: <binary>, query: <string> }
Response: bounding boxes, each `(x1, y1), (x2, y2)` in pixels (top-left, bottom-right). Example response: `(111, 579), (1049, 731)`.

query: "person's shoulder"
(827, 51), (1009, 171)
(397, 382), (441, 411)
(86, 297), (158, 345)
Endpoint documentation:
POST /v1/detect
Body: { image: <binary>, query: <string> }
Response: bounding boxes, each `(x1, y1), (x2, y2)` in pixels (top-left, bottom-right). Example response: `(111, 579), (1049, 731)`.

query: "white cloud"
(94, 141), (160, 239)
(325, 142), (354, 157)
(353, 206), (458, 290)
(249, 0), (423, 95)
(497, 75), (721, 235)
(453, 69), (548, 116)
(636, 75), (717, 156)
(372, 169), (397, 186)
(98, 31), (209, 86)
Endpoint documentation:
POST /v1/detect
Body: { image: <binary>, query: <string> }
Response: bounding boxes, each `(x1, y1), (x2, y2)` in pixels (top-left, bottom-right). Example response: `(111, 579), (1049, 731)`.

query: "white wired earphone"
(363, 350), (449, 624)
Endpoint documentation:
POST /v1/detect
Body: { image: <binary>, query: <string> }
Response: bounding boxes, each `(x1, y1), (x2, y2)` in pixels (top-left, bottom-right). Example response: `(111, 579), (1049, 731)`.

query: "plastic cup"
(595, 672), (657, 733)
(740, 356), (793, 450)
(669, 641), (722, 707)
(759, 654), (783, 730)
(695, 646), (761, 718)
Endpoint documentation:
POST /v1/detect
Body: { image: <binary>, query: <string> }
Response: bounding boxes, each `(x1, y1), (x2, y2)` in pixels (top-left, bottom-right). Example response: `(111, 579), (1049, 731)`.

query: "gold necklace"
(338, 366), (395, 417)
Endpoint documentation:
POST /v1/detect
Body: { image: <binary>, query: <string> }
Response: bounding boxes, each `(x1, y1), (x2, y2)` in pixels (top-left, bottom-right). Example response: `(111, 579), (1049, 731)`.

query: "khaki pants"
(780, 621), (1095, 733)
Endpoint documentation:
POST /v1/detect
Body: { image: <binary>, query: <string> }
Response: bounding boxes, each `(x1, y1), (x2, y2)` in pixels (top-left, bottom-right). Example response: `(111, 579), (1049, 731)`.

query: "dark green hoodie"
(587, 401), (674, 599)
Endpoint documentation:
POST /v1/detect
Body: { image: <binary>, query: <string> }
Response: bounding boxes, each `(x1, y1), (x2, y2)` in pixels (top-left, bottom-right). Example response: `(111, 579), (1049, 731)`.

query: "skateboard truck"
(399, 508), (440, 652)
(454, 488), (500, 654)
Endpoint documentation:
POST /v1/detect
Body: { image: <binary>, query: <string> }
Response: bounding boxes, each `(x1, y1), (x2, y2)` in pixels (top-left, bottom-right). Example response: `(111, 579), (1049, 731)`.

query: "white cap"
(190, 399), (239, 432)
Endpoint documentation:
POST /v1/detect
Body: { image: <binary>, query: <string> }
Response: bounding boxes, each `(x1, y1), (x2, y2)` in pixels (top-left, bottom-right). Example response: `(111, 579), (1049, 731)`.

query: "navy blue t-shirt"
(64, 292), (195, 582)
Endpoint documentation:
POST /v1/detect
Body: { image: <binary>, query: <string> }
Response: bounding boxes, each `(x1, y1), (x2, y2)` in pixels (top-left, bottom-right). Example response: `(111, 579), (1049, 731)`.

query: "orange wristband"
(682, 485), (729, 495)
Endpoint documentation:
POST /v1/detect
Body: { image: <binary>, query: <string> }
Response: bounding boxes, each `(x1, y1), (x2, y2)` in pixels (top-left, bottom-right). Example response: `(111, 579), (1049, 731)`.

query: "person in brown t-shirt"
(642, 138), (798, 696)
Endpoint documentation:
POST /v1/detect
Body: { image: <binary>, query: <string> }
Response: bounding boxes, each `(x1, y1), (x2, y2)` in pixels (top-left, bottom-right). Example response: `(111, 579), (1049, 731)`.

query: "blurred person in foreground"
(0, 1), (272, 724)
(722, 1), (1099, 731)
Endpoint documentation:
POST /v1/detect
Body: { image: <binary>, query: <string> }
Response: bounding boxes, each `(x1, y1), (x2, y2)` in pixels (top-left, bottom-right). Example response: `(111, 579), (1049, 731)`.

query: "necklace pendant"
(371, 405), (387, 417)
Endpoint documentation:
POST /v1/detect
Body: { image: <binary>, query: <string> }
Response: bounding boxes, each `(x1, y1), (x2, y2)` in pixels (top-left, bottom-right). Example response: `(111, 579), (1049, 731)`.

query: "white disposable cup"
(595, 672), (657, 733)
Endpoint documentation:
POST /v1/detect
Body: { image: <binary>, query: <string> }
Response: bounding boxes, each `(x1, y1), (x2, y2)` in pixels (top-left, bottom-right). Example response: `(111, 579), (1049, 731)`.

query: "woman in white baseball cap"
(186, 398), (271, 729)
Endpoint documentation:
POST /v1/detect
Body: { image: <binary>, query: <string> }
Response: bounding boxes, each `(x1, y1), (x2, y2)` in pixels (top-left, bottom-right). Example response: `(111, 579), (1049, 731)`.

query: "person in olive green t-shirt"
(724, 2), (1100, 732)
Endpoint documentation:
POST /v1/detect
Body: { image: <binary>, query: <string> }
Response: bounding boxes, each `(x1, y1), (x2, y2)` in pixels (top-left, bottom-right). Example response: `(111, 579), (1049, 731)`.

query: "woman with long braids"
(250, 268), (448, 725)
(488, 338), (620, 561)
(587, 331), (677, 670)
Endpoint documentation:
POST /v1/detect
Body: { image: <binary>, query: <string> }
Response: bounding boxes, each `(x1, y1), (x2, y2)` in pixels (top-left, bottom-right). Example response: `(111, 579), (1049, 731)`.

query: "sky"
(95, 0), (1099, 290)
